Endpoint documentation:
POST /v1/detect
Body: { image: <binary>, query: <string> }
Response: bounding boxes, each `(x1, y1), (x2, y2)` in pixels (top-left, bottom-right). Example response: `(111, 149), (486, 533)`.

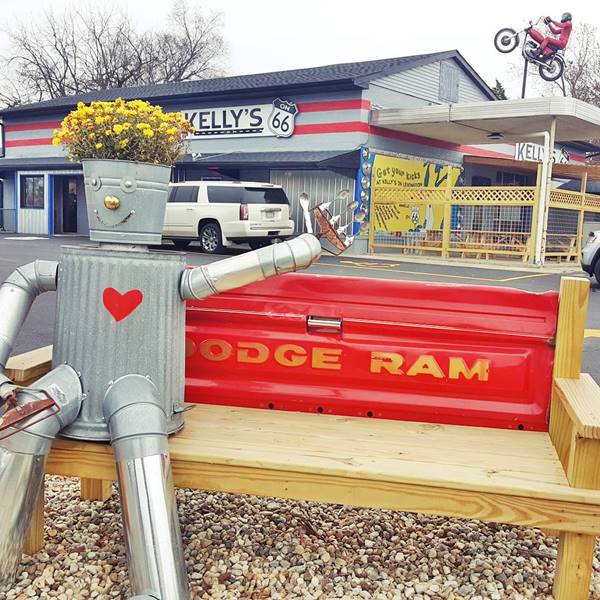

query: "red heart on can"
(103, 288), (143, 322)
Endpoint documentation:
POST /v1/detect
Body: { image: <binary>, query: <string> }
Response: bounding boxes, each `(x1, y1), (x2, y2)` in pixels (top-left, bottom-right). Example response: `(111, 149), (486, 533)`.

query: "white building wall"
(369, 59), (491, 106)
(270, 170), (355, 234)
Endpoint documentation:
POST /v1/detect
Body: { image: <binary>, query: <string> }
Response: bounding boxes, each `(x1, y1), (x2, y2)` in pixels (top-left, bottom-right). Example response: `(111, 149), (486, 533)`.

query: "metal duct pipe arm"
(0, 261), (58, 397)
(180, 233), (321, 301)
(0, 260), (58, 372)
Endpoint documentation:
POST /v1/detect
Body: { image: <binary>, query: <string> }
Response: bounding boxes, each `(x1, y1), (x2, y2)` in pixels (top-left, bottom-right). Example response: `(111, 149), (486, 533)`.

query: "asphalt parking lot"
(1, 234), (598, 379)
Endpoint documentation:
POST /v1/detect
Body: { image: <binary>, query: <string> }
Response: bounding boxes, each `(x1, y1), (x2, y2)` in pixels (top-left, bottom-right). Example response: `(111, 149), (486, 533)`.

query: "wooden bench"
(6, 276), (600, 599)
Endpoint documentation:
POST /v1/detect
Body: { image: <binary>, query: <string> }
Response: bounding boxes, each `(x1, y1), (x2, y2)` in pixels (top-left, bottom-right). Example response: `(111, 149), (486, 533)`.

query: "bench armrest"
(553, 375), (600, 439)
(551, 374), (600, 489)
(5, 345), (53, 386)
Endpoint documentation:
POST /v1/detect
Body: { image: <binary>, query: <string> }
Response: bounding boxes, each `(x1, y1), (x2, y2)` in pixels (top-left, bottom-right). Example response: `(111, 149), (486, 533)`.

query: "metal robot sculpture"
(0, 163), (331, 599)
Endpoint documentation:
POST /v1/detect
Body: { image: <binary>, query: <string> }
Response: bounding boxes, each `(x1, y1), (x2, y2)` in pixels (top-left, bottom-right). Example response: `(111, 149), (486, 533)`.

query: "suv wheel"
(249, 240), (269, 250)
(199, 222), (224, 254)
(594, 258), (600, 283)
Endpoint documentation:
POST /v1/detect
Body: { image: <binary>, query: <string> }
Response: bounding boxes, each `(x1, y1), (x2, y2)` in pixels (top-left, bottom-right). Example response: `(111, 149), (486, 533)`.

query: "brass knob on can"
(104, 195), (120, 210)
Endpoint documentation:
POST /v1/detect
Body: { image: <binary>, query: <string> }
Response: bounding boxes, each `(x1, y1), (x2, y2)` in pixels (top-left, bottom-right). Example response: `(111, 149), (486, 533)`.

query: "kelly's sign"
(514, 142), (570, 164)
(184, 98), (298, 139)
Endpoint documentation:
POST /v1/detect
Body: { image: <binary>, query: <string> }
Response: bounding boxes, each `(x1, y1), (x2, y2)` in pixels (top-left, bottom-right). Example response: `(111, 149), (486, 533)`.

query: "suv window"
(168, 186), (199, 203)
(242, 187), (289, 205)
(207, 186), (243, 203)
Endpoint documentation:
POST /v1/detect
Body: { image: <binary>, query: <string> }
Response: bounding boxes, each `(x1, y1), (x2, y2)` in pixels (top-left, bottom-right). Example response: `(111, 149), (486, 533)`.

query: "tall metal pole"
(534, 118), (556, 264)
(521, 59), (529, 99)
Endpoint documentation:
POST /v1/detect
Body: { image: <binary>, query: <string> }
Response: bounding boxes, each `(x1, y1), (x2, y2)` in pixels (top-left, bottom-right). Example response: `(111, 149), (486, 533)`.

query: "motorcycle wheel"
(539, 55), (564, 82)
(494, 28), (519, 53)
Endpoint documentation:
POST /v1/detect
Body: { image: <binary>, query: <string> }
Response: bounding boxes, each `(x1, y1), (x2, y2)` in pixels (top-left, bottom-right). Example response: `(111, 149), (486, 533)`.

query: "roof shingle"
(0, 50), (494, 117)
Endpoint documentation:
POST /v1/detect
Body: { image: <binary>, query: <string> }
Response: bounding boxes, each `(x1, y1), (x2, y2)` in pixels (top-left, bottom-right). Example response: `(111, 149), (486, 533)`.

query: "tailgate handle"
(307, 316), (343, 334)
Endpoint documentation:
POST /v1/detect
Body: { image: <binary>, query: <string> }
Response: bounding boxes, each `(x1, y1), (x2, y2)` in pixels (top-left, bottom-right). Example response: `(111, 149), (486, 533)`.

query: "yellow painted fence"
(368, 184), (600, 263)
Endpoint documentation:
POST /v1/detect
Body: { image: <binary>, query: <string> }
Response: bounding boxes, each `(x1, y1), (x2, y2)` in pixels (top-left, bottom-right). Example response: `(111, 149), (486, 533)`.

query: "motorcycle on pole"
(494, 17), (565, 82)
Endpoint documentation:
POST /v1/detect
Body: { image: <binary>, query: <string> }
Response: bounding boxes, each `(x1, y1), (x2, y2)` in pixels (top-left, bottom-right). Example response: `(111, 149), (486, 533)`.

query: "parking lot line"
(585, 329), (600, 338)
(317, 260), (555, 283)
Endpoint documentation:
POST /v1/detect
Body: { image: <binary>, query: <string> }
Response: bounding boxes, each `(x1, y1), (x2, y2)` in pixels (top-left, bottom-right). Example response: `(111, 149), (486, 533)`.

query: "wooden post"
(552, 277), (589, 381)
(575, 172), (588, 259)
(549, 276), (595, 599)
(554, 532), (596, 600)
(80, 478), (113, 502)
(441, 166), (453, 259)
(24, 479), (45, 555)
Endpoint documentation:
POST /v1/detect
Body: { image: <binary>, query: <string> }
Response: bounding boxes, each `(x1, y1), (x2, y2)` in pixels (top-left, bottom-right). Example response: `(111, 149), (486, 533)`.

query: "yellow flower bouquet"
(53, 98), (194, 165)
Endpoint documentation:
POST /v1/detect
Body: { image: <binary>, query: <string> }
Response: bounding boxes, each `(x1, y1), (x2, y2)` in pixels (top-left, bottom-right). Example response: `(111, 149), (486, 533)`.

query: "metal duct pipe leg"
(180, 233), (322, 300)
(0, 365), (82, 589)
(104, 375), (189, 600)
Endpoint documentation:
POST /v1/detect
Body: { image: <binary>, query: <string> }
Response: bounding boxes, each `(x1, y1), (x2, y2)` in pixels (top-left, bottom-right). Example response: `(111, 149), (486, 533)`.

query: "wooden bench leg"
(24, 480), (45, 555)
(80, 478), (113, 502)
(553, 531), (596, 600)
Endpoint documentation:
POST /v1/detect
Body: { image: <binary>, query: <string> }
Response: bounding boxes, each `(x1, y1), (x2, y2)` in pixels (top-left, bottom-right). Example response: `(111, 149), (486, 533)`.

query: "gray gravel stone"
(3, 476), (600, 599)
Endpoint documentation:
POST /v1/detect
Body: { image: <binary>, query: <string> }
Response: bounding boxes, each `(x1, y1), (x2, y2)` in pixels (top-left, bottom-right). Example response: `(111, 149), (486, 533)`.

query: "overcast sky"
(0, 0), (598, 98)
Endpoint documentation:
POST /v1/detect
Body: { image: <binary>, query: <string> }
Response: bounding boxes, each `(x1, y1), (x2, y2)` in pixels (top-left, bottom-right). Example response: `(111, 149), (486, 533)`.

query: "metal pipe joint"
(0, 260), (58, 370)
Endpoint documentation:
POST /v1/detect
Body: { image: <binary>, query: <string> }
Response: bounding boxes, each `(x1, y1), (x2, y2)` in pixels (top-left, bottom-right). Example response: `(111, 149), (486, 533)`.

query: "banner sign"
(371, 155), (461, 233)
(514, 142), (570, 164)
(184, 98), (298, 139)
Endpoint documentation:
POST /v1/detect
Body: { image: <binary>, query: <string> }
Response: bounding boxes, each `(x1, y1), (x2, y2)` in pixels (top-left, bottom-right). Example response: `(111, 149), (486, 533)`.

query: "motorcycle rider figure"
(536, 12), (572, 58)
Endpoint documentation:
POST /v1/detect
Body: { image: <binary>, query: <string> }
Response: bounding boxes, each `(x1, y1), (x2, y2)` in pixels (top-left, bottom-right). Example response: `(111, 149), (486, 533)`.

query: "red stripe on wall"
(369, 126), (514, 159)
(5, 121), (61, 133)
(295, 121), (370, 135)
(5, 137), (53, 147)
(296, 99), (371, 113)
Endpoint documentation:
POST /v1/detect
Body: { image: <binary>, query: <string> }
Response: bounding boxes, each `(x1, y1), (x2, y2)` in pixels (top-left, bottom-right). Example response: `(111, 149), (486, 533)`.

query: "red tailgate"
(185, 273), (558, 431)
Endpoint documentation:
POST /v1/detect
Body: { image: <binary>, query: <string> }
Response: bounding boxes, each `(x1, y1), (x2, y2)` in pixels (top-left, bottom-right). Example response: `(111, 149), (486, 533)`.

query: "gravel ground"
(2, 476), (600, 600)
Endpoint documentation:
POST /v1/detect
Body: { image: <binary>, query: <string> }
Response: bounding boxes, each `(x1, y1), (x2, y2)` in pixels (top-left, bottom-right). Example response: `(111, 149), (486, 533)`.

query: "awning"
(0, 157), (77, 171)
(463, 155), (600, 182)
(372, 97), (600, 146)
(180, 150), (360, 170)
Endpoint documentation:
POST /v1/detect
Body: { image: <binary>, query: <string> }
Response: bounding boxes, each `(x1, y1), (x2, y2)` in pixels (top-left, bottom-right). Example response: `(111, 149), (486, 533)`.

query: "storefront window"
(20, 175), (44, 209)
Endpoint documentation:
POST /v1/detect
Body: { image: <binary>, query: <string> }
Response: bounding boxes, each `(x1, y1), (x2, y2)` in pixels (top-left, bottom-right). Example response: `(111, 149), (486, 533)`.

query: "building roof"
(463, 155), (600, 182)
(372, 97), (600, 146)
(0, 50), (495, 117)
(185, 150), (359, 169)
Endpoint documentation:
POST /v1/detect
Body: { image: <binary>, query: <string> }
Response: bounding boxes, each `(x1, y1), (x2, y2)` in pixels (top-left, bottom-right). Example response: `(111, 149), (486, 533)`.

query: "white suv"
(582, 229), (600, 280)
(162, 181), (295, 253)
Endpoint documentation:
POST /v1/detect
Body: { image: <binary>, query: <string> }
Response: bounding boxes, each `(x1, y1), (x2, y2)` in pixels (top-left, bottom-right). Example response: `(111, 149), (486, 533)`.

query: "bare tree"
(0, 1), (228, 107)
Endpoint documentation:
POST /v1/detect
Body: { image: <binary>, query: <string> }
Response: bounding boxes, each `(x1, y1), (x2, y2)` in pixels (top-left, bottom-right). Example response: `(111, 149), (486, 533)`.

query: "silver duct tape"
(53, 246), (186, 441)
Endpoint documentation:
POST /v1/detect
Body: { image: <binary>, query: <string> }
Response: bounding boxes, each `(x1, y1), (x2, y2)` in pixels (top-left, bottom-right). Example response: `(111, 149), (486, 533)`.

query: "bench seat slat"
(48, 404), (600, 512)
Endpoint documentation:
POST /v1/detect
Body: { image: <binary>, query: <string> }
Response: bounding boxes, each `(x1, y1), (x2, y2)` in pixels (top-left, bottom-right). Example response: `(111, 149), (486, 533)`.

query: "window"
(20, 175), (44, 209)
(242, 187), (289, 205)
(167, 186), (199, 203)
(207, 186), (242, 203)
(495, 171), (528, 186)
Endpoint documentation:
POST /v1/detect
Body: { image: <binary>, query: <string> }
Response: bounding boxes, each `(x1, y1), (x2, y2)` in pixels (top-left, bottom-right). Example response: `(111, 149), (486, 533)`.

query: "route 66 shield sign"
(267, 98), (298, 138)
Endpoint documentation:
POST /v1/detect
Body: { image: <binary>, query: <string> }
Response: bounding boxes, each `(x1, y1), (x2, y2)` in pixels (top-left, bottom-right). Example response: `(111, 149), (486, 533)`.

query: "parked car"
(581, 229), (600, 280)
(162, 181), (295, 253)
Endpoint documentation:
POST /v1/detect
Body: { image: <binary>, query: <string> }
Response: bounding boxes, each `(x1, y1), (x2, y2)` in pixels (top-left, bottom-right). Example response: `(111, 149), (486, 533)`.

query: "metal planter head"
(82, 159), (172, 245)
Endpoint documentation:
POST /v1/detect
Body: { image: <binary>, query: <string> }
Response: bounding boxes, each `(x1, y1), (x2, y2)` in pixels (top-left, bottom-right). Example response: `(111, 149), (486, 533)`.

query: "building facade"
(0, 49), (591, 249)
